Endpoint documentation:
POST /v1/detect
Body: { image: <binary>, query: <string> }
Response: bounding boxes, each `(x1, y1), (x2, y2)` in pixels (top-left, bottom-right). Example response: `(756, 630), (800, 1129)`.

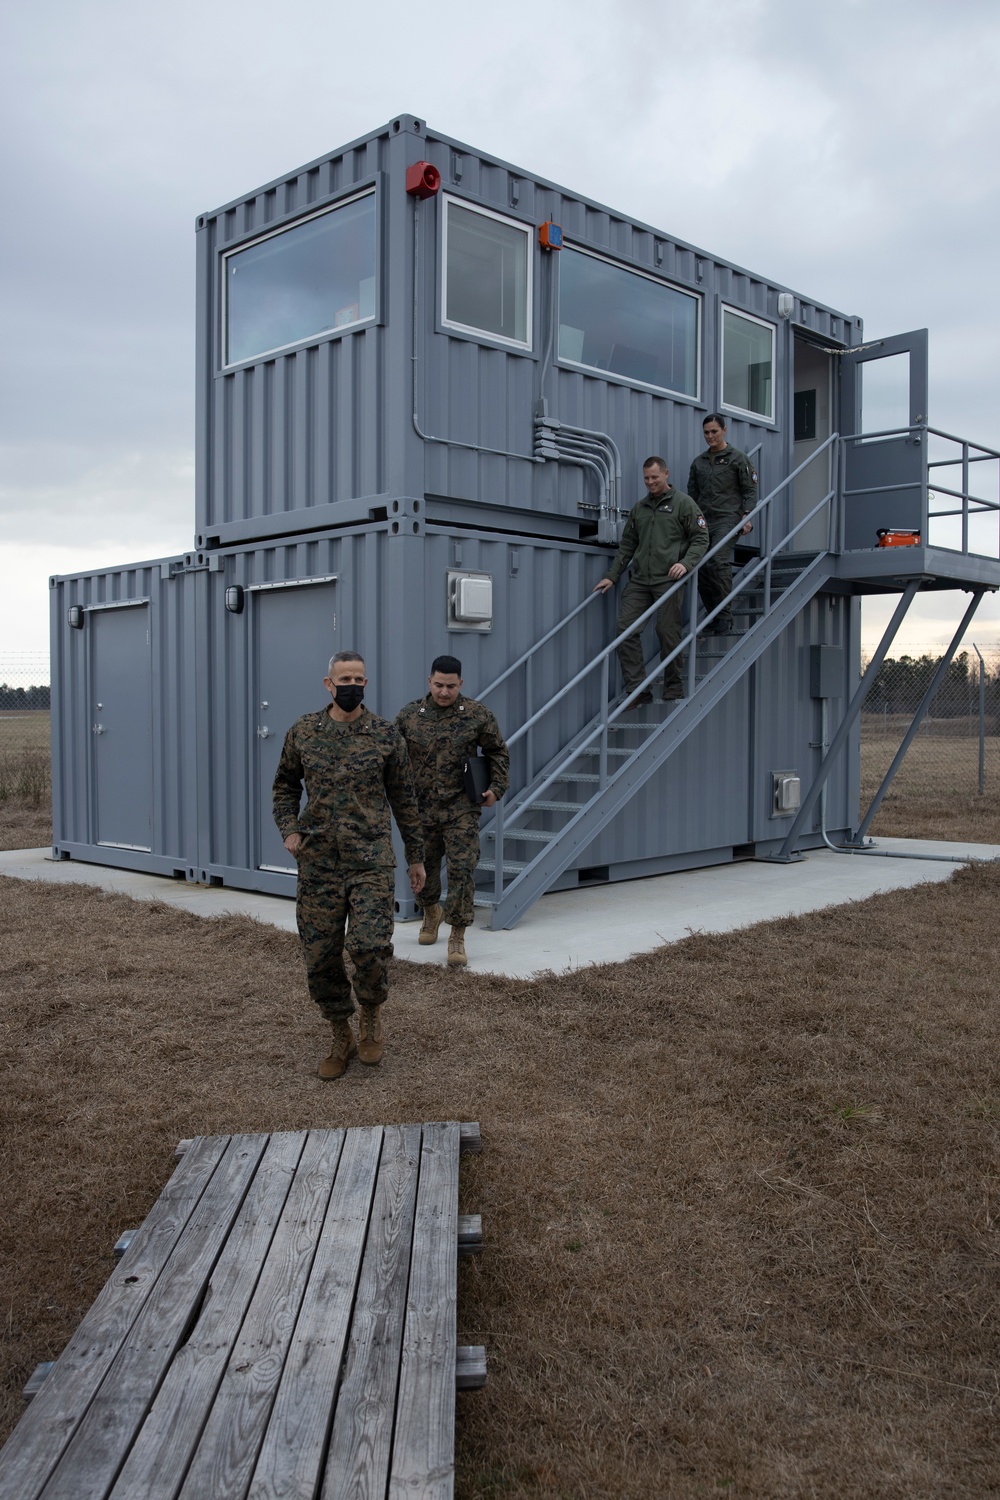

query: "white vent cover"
(447, 570), (493, 632)
(772, 771), (801, 815)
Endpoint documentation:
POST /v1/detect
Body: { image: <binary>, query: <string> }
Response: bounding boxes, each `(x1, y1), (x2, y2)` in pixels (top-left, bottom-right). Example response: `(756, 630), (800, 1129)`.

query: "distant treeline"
(0, 683), (51, 710)
(865, 652), (999, 718)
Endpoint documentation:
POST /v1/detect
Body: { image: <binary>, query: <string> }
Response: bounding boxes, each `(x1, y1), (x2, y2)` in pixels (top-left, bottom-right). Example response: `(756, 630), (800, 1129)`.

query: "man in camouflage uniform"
(593, 456), (709, 704)
(273, 651), (425, 1080)
(395, 655), (509, 968)
(687, 413), (758, 634)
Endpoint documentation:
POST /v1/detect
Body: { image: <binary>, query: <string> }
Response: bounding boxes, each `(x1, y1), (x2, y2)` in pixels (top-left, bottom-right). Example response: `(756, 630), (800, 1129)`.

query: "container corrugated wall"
(49, 533), (861, 900)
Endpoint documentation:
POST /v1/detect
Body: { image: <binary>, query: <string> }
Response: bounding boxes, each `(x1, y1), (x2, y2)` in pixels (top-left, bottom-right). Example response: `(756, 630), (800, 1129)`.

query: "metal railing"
(483, 435), (841, 901)
(926, 427), (1000, 559)
(841, 424), (1000, 560)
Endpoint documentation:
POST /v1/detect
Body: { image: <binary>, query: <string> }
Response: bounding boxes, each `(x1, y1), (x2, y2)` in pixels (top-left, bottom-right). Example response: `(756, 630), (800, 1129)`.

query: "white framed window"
(223, 189), (377, 367)
(441, 196), (532, 349)
(721, 306), (775, 421)
(557, 246), (700, 398)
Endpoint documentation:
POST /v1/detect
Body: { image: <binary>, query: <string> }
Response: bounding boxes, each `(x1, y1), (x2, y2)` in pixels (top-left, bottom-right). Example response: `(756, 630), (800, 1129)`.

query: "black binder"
(463, 753), (491, 806)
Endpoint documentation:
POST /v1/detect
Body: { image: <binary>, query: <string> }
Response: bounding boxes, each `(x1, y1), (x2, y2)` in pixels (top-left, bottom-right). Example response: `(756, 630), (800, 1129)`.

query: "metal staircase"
(474, 436), (841, 929)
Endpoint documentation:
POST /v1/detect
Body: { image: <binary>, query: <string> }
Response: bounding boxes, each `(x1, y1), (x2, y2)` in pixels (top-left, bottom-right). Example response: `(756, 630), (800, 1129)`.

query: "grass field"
(859, 732), (1000, 842)
(2, 857), (999, 1497)
(0, 710), (50, 754)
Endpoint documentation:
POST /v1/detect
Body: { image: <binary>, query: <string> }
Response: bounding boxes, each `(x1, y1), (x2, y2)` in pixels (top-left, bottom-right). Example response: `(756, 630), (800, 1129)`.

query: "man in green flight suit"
(593, 456), (709, 704)
(396, 655), (510, 968)
(272, 651), (426, 1080)
(687, 413), (758, 634)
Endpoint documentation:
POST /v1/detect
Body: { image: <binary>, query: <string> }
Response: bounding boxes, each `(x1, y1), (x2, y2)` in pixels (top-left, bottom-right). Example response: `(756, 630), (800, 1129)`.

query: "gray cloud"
(2, 0), (999, 658)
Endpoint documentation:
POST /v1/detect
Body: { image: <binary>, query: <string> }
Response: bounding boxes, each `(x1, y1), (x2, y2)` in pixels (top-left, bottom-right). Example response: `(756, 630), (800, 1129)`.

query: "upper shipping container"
(195, 113), (859, 550)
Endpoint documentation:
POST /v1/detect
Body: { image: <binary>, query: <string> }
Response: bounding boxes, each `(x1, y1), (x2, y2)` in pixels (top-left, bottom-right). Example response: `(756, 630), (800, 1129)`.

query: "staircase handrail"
(504, 432), (841, 753)
(477, 591), (607, 704)
(478, 444), (772, 713)
(497, 478), (839, 838)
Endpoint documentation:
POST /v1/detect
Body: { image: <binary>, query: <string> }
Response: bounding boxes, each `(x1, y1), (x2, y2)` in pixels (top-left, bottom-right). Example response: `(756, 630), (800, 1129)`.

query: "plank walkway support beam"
(1, 1123), (484, 1500)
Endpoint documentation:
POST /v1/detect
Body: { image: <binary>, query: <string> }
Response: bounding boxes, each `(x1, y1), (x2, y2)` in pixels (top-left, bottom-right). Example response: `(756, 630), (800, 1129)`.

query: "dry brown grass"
(0, 710), (49, 755)
(2, 859), (1000, 1498)
(0, 796), (51, 851)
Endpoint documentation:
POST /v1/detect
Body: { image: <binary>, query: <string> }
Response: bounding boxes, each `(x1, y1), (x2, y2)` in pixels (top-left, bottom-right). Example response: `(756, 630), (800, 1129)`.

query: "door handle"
(92, 723), (105, 735)
(257, 726), (270, 739)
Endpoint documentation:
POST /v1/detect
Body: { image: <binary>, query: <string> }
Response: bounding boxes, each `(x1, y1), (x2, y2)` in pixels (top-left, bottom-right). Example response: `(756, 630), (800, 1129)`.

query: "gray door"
(253, 582), (338, 872)
(792, 336), (835, 552)
(91, 604), (153, 849)
(840, 329), (929, 551)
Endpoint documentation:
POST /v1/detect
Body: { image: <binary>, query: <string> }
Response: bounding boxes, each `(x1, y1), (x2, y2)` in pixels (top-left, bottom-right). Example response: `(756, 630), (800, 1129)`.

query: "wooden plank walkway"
(0, 1122), (483, 1500)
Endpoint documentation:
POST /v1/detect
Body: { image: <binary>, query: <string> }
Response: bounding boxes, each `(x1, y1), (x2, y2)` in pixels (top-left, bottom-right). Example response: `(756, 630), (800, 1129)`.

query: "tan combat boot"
(317, 1018), (357, 1080)
(357, 1005), (383, 1066)
(447, 926), (467, 967)
(418, 902), (444, 945)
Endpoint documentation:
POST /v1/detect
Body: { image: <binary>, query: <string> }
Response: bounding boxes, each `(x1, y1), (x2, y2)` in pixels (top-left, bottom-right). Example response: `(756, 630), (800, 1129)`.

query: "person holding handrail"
(687, 414), (757, 634)
(593, 456), (709, 705)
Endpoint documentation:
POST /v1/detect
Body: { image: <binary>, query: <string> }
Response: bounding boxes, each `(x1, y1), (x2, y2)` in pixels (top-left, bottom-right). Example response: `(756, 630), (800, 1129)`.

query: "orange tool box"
(876, 528), (921, 547)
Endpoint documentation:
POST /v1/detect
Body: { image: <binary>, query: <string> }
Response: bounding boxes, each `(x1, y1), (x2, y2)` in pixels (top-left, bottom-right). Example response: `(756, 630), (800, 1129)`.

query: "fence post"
(974, 642), (986, 794)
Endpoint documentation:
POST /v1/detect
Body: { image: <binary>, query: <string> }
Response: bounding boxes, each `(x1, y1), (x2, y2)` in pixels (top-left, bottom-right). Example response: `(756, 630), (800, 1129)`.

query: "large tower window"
(558, 247), (700, 397)
(223, 190), (377, 367)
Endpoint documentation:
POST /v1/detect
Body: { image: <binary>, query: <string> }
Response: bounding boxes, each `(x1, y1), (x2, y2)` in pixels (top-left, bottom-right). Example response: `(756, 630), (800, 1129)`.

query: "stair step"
(525, 799), (588, 812)
(476, 858), (529, 874)
(553, 772), (601, 783)
(483, 828), (554, 843)
(577, 746), (635, 758)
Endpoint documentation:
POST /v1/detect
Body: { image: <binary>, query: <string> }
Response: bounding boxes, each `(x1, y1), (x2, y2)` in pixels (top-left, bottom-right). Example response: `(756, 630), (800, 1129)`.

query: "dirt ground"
(2, 851), (999, 1498)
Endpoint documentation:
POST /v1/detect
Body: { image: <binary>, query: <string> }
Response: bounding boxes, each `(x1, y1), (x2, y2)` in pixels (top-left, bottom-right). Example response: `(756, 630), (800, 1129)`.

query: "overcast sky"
(3, 0), (1000, 669)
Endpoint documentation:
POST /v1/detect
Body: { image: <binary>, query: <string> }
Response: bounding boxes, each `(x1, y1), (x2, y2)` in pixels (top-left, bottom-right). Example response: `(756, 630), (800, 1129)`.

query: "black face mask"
(333, 684), (364, 711)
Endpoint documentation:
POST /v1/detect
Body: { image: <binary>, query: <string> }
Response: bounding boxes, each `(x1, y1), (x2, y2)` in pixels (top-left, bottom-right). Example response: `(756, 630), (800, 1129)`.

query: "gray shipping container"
(51, 522), (859, 913)
(49, 112), (1000, 930)
(195, 114), (856, 552)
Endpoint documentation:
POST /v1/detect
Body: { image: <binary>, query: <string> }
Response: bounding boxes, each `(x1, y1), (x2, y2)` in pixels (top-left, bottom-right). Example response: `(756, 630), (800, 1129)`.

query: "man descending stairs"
(592, 455), (709, 705)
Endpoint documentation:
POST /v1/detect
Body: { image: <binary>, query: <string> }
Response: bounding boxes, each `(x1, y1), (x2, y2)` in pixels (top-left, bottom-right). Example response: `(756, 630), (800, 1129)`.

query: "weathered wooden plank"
(455, 1347), (487, 1391)
(320, 1124), (422, 1500)
(458, 1122), (481, 1156)
(39, 1133), (269, 1500)
(388, 1122), (461, 1500)
(244, 1125), (385, 1500)
(0, 1134), (230, 1500)
(108, 1130), (316, 1500)
(171, 1128), (351, 1500)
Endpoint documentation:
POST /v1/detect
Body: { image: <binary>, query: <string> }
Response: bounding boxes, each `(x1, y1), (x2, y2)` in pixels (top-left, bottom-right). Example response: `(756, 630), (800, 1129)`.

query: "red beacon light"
(539, 221), (563, 250)
(405, 161), (441, 198)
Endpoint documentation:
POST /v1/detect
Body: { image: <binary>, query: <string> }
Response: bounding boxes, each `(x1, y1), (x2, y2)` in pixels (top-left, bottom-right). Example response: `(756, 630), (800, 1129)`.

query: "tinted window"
(723, 308), (774, 419)
(558, 248), (699, 396)
(225, 192), (376, 365)
(443, 200), (530, 347)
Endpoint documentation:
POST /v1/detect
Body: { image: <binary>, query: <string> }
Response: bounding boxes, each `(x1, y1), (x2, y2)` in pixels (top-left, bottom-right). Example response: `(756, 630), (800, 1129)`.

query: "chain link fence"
(0, 656), (51, 807)
(860, 644), (1000, 839)
(0, 647), (996, 840)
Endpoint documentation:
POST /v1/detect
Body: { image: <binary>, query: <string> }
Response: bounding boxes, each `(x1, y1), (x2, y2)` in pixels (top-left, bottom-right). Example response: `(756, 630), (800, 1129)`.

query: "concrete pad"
(1, 839), (997, 980)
